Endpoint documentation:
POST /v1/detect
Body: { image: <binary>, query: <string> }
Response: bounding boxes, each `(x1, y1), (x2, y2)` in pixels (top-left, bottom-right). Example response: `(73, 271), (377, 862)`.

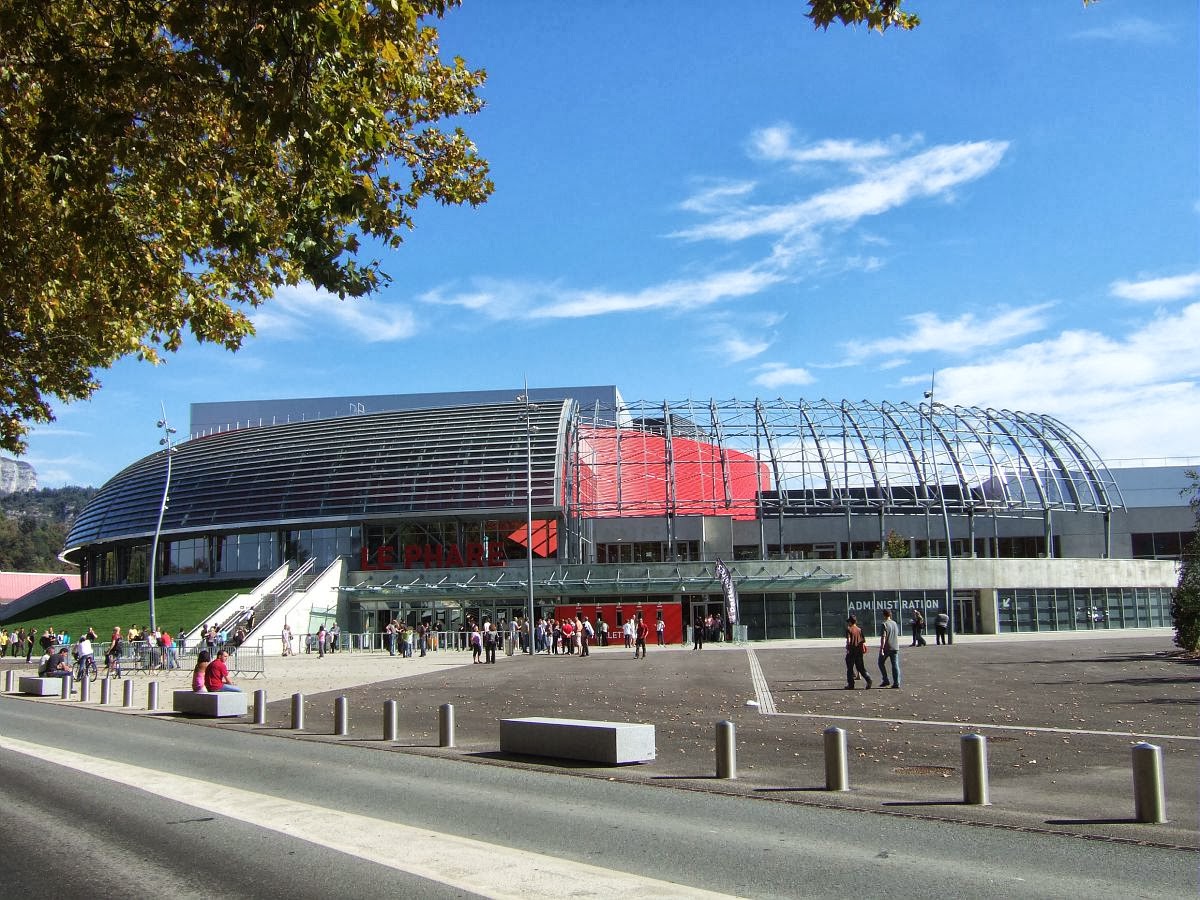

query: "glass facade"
(996, 587), (1171, 632)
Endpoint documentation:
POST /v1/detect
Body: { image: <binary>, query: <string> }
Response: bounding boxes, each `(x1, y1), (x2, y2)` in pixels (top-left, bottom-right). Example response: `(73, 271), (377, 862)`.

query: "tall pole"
(519, 381), (540, 654)
(148, 408), (177, 634)
(925, 384), (955, 645)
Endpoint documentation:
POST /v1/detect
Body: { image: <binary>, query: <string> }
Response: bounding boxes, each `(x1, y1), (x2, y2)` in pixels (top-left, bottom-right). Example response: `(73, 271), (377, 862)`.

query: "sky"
(19, 0), (1200, 488)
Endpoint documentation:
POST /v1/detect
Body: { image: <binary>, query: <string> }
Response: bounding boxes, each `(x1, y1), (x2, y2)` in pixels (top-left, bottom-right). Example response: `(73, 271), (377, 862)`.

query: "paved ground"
(4, 630), (1197, 851)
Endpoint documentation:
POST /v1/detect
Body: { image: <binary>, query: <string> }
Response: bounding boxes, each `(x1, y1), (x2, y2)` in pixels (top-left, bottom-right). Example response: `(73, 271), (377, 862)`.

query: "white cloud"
(423, 268), (786, 321)
(842, 304), (1052, 364)
(1110, 271), (1200, 303)
(914, 302), (1200, 461)
(753, 362), (815, 391)
(251, 284), (419, 343)
(1072, 17), (1173, 45)
(675, 140), (1010, 244)
(747, 125), (914, 169)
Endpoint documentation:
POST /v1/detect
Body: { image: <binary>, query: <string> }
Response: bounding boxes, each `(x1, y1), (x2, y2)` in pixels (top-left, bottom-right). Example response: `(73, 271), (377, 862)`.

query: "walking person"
(878, 610), (901, 688)
(483, 623), (497, 664)
(692, 613), (704, 650)
(910, 608), (927, 647)
(844, 616), (871, 689)
(316, 624), (326, 659)
(656, 616), (665, 646)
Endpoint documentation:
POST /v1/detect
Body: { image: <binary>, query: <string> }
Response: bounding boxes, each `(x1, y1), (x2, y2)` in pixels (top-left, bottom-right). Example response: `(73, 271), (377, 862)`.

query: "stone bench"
(19, 676), (69, 696)
(172, 690), (247, 717)
(499, 717), (655, 765)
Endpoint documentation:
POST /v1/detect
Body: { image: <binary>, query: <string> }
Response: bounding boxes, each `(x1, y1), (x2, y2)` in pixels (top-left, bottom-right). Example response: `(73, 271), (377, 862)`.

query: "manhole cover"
(893, 765), (957, 776)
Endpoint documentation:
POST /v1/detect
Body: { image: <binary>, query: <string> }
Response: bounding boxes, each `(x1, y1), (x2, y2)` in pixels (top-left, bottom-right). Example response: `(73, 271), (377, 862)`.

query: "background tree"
(1170, 470), (1199, 653)
(0, 1), (491, 453)
(884, 529), (911, 559)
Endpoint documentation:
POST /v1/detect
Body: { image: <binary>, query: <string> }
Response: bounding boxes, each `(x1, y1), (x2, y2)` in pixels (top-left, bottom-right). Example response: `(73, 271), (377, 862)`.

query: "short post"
(824, 726), (849, 792)
(1132, 742), (1166, 824)
(79, 675), (90, 703)
(438, 703), (455, 748)
(961, 733), (990, 806)
(291, 692), (305, 730)
(4, 669), (14, 692)
(100, 677), (112, 705)
(383, 699), (398, 742)
(715, 720), (737, 779)
(254, 689), (267, 726)
(60, 675), (72, 699)
(147, 681), (159, 711)
(334, 696), (348, 736)
(122, 678), (134, 708)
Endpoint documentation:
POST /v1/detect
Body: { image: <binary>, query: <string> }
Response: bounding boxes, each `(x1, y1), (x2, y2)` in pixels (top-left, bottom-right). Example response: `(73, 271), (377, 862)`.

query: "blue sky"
(21, 1), (1200, 488)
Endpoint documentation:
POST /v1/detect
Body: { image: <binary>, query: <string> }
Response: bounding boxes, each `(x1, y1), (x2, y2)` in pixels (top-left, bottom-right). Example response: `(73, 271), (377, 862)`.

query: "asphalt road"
(0, 694), (1195, 899)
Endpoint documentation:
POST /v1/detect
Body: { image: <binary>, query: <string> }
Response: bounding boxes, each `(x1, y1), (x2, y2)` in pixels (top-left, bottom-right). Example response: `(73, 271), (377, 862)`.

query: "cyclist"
(105, 626), (123, 678)
(74, 633), (97, 681)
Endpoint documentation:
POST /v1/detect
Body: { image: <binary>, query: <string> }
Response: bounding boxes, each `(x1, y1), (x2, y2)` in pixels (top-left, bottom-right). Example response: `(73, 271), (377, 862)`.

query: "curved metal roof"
(569, 399), (1123, 518)
(65, 396), (1122, 555)
(64, 400), (573, 552)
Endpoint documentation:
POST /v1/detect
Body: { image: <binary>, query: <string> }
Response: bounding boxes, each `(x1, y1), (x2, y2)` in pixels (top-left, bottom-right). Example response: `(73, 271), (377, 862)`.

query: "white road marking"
(745, 649), (777, 714)
(766, 712), (1200, 743)
(0, 735), (739, 899)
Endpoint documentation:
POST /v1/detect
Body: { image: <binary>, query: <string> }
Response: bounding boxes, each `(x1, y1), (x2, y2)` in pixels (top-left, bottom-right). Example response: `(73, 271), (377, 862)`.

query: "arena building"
(61, 387), (1189, 645)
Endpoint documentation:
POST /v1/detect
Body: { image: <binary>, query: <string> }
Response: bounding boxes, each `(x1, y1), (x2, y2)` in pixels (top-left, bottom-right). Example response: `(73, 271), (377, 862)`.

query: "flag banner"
(715, 558), (739, 625)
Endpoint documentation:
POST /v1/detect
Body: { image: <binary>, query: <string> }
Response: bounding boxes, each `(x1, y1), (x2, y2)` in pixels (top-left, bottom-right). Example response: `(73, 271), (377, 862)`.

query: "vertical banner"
(715, 558), (739, 625)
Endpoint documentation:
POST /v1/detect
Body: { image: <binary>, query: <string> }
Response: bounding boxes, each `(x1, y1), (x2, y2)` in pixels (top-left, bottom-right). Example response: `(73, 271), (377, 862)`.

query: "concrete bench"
(500, 717), (655, 765)
(19, 676), (69, 696)
(172, 690), (247, 717)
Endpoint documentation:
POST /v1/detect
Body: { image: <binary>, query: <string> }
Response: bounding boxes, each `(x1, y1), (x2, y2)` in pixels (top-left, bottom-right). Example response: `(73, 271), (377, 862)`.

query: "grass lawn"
(1, 580), (258, 641)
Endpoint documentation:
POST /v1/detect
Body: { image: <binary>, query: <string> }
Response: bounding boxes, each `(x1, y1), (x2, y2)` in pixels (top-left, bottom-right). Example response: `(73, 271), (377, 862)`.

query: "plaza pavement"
(3, 629), (1197, 851)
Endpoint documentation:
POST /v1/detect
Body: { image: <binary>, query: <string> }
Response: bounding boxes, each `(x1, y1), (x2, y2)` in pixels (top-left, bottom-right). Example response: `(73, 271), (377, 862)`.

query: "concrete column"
(122, 679), (134, 708)
(254, 689), (267, 726)
(1132, 742), (1166, 824)
(715, 720), (737, 779)
(147, 681), (159, 711)
(334, 696), (348, 736)
(383, 700), (398, 742)
(291, 692), (304, 730)
(438, 703), (455, 748)
(961, 733), (990, 805)
(824, 726), (849, 791)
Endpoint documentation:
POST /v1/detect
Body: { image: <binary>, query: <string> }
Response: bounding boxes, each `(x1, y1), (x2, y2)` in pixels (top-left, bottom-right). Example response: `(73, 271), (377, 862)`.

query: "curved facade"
(63, 389), (1179, 641)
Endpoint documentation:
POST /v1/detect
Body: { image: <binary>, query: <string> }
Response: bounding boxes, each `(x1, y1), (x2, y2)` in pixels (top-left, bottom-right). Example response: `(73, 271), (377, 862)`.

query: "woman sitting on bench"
(192, 650), (210, 692)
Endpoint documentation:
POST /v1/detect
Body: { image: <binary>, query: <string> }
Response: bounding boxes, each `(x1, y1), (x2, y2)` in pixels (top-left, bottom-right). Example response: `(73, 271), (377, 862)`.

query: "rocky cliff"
(0, 458), (37, 493)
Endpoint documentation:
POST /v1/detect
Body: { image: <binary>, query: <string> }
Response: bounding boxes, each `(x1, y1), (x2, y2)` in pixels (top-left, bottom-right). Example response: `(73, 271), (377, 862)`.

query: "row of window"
(997, 587), (1171, 631)
(1130, 531), (1195, 560)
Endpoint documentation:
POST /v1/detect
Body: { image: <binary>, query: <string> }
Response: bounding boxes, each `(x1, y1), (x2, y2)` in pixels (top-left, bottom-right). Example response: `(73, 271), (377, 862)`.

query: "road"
(0, 697), (1194, 899)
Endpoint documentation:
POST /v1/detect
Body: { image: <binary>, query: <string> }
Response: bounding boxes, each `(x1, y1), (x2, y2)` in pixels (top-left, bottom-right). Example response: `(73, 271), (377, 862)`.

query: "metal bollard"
(79, 675), (90, 703)
(961, 733), (991, 805)
(101, 677), (112, 705)
(5, 669), (14, 692)
(291, 692), (305, 730)
(824, 726), (849, 791)
(334, 696), (349, 736)
(147, 681), (159, 711)
(716, 720), (737, 779)
(254, 689), (267, 726)
(383, 699), (398, 742)
(1132, 742), (1166, 824)
(438, 703), (455, 748)
(122, 679), (134, 708)
(61, 675), (72, 699)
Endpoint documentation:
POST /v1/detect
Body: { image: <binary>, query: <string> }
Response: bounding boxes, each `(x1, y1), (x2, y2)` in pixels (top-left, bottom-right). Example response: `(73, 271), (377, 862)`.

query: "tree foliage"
(0, 1), (491, 453)
(1171, 470), (1200, 653)
(806, 0), (920, 32)
(0, 485), (96, 572)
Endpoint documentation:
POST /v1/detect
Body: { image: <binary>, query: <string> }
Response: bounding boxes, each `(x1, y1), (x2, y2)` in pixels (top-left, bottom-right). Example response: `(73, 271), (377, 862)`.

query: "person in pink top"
(191, 650), (210, 692)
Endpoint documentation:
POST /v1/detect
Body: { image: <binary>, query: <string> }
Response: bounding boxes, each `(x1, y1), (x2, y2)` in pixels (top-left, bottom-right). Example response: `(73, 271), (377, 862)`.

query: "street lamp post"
(924, 390), (955, 645)
(148, 411), (177, 634)
(518, 385), (540, 654)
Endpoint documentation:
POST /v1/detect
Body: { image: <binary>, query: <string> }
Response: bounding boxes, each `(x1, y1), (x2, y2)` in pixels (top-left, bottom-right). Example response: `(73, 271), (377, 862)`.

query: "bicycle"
(73, 654), (99, 683)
